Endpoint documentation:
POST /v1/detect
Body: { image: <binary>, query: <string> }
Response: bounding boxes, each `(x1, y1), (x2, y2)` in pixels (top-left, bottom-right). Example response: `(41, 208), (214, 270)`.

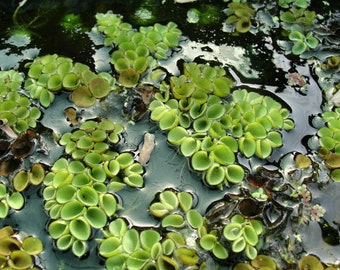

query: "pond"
(0, 0), (339, 269)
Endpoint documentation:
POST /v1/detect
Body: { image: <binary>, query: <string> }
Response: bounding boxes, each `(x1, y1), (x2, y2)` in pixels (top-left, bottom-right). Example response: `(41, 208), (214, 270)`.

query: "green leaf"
(99, 236), (122, 258)
(243, 225), (258, 246)
(161, 214), (185, 228)
(292, 41), (307, 55)
(69, 217), (91, 241)
(140, 230), (161, 251)
(186, 209), (203, 228)
(232, 237), (246, 253)
(199, 234), (216, 251)
(223, 223), (243, 241)
(159, 190), (179, 211)
(122, 229), (140, 253)
(126, 250), (150, 269)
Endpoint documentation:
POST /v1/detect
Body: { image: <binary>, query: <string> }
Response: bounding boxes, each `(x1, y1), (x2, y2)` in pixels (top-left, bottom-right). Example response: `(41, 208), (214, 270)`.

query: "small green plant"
(0, 183), (24, 218)
(225, 2), (255, 33)
(0, 226), (43, 269)
(289, 30), (318, 55)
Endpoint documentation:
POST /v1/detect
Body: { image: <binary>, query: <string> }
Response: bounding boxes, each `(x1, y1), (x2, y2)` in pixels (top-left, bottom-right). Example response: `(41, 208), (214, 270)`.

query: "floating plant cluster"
(0, 70), (41, 134)
(43, 119), (145, 257)
(0, 226), (43, 269)
(0, 183), (24, 218)
(93, 12), (182, 87)
(24, 54), (116, 107)
(150, 62), (294, 188)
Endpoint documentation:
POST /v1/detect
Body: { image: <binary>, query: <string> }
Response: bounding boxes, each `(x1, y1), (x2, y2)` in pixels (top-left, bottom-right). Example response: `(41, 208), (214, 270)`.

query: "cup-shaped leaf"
(62, 72), (80, 90)
(225, 164), (244, 184)
(72, 173), (90, 187)
(245, 244), (257, 260)
(193, 117), (212, 133)
(199, 234), (216, 251)
(47, 74), (63, 91)
(39, 89), (54, 108)
(76, 136), (94, 150)
(243, 225), (258, 246)
(238, 137), (256, 158)
(71, 86), (96, 107)
(223, 222), (243, 241)
(251, 254), (276, 269)
(89, 77), (110, 98)
(56, 234), (74, 251)
(56, 184), (77, 204)
(172, 82), (195, 99)
(189, 102), (207, 119)
(180, 137), (198, 157)
(236, 17), (251, 33)
(205, 163), (225, 186)
(0, 226), (14, 239)
(231, 123), (243, 137)
(206, 103), (226, 120)
(157, 255), (179, 270)
(267, 110), (284, 129)
(167, 126), (189, 145)
(159, 109), (179, 131)
(245, 122), (267, 139)
(43, 186), (56, 201)
(126, 250), (150, 270)
(7, 192), (24, 210)
(149, 202), (169, 218)
(161, 213), (185, 228)
(213, 242), (229, 259)
(100, 193), (117, 217)
(191, 150), (213, 171)
(77, 186), (99, 206)
(213, 77), (232, 97)
(108, 218), (127, 237)
(69, 217), (91, 241)
(48, 220), (69, 239)
(267, 131), (282, 148)
(186, 209), (203, 228)
(209, 122), (226, 138)
(159, 190), (179, 211)
(124, 173), (144, 188)
(178, 192), (193, 212)
(84, 206), (107, 229)
(140, 229), (161, 251)
(60, 200), (85, 220)
(99, 236), (122, 258)
(58, 61), (73, 76)
(211, 144), (235, 165)
(119, 69), (140, 88)
(13, 170), (29, 192)
(8, 250), (33, 270)
(122, 229), (140, 253)
(0, 236), (21, 255)
(72, 239), (88, 258)
(161, 238), (175, 256)
(255, 139), (272, 159)
(298, 255), (324, 270)
(116, 152), (134, 169)
(29, 163), (45, 185)
(84, 152), (102, 167)
(104, 160), (120, 177)
(232, 237), (246, 253)
(89, 166), (106, 182)
(174, 247), (199, 266)
(22, 236), (43, 255)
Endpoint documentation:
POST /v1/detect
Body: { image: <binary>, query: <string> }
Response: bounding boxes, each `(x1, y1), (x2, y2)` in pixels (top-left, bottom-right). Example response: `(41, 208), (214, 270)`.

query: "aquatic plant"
(94, 12), (182, 87)
(60, 13), (84, 33)
(24, 54), (116, 107)
(13, 163), (45, 191)
(0, 70), (41, 134)
(289, 30), (318, 55)
(224, 2), (255, 33)
(0, 183), (24, 218)
(278, 0), (311, 9)
(0, 225), (43, 269)
(233, 254), (278, 269)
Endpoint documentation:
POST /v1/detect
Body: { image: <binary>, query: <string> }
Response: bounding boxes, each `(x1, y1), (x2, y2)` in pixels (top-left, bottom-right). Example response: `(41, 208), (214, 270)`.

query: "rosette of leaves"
(0, 226), (43, 269)
(317, 108), (340, 154)
(288, 31), (318, 55)
(99, 217), (204, 269)
(0, 183), (24, 218)
(225, 2), (255, 33)
(43, 157), (121, 257)
(24, 54), (116, 107)
(223, 214), (264, 260)
(280, 7), (316, 30)
(0, 70), (41, 134)
(12, 163), (45, 192)
(228, 89), (294, 159)
(278, 0), (311, 9)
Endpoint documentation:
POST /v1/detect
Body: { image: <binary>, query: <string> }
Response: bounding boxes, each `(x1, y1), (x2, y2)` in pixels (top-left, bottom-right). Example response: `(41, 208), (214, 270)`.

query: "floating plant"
(224, 2), (256, 34)
(13, 163), (45, 191)
(0, 70), (41, 134)
(24, 54), (116, 107)
(0, 183), (24, 218)
(0, 225), (43, 269)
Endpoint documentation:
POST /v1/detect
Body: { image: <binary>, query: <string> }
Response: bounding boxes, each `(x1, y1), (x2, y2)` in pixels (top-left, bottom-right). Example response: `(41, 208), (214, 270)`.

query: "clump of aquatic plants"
(278, 0), (311, 9)
(43, 119), (145, 257)
(93, 12), (182, 87)
(288, 30), (318, 55)
(150, 62), (294, 188)
(224, 2), (256, 34)
(0, 70), (41, 134)
(99, 190), (214, 269)
(0, 225), (43, 269)
(233, 254), (278, 269)
(0, 183), (24, 218)
(24, 54), (116, 107)
(12, 163), (45, 192)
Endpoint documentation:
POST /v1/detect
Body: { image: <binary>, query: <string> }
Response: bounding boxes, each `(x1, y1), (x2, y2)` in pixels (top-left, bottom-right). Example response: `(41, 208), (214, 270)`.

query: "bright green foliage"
(0, 226), (43, 269)
(225, 2), (255, 33)
(0, 70), (41, 133)
(233, 254), (277, 270)
(94, 12), (182, 87)
(12, 163), (45, 192)
(280, 7), (316, 27)
(317, 108), (340, 154)
(24, 54), (116, 107)
(44, 119), (144, 257)
(149, 63), (294, 188)
(223, 214), (264, 260)
(278, 0), (311, 9)
(0, 183), (24, 218)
